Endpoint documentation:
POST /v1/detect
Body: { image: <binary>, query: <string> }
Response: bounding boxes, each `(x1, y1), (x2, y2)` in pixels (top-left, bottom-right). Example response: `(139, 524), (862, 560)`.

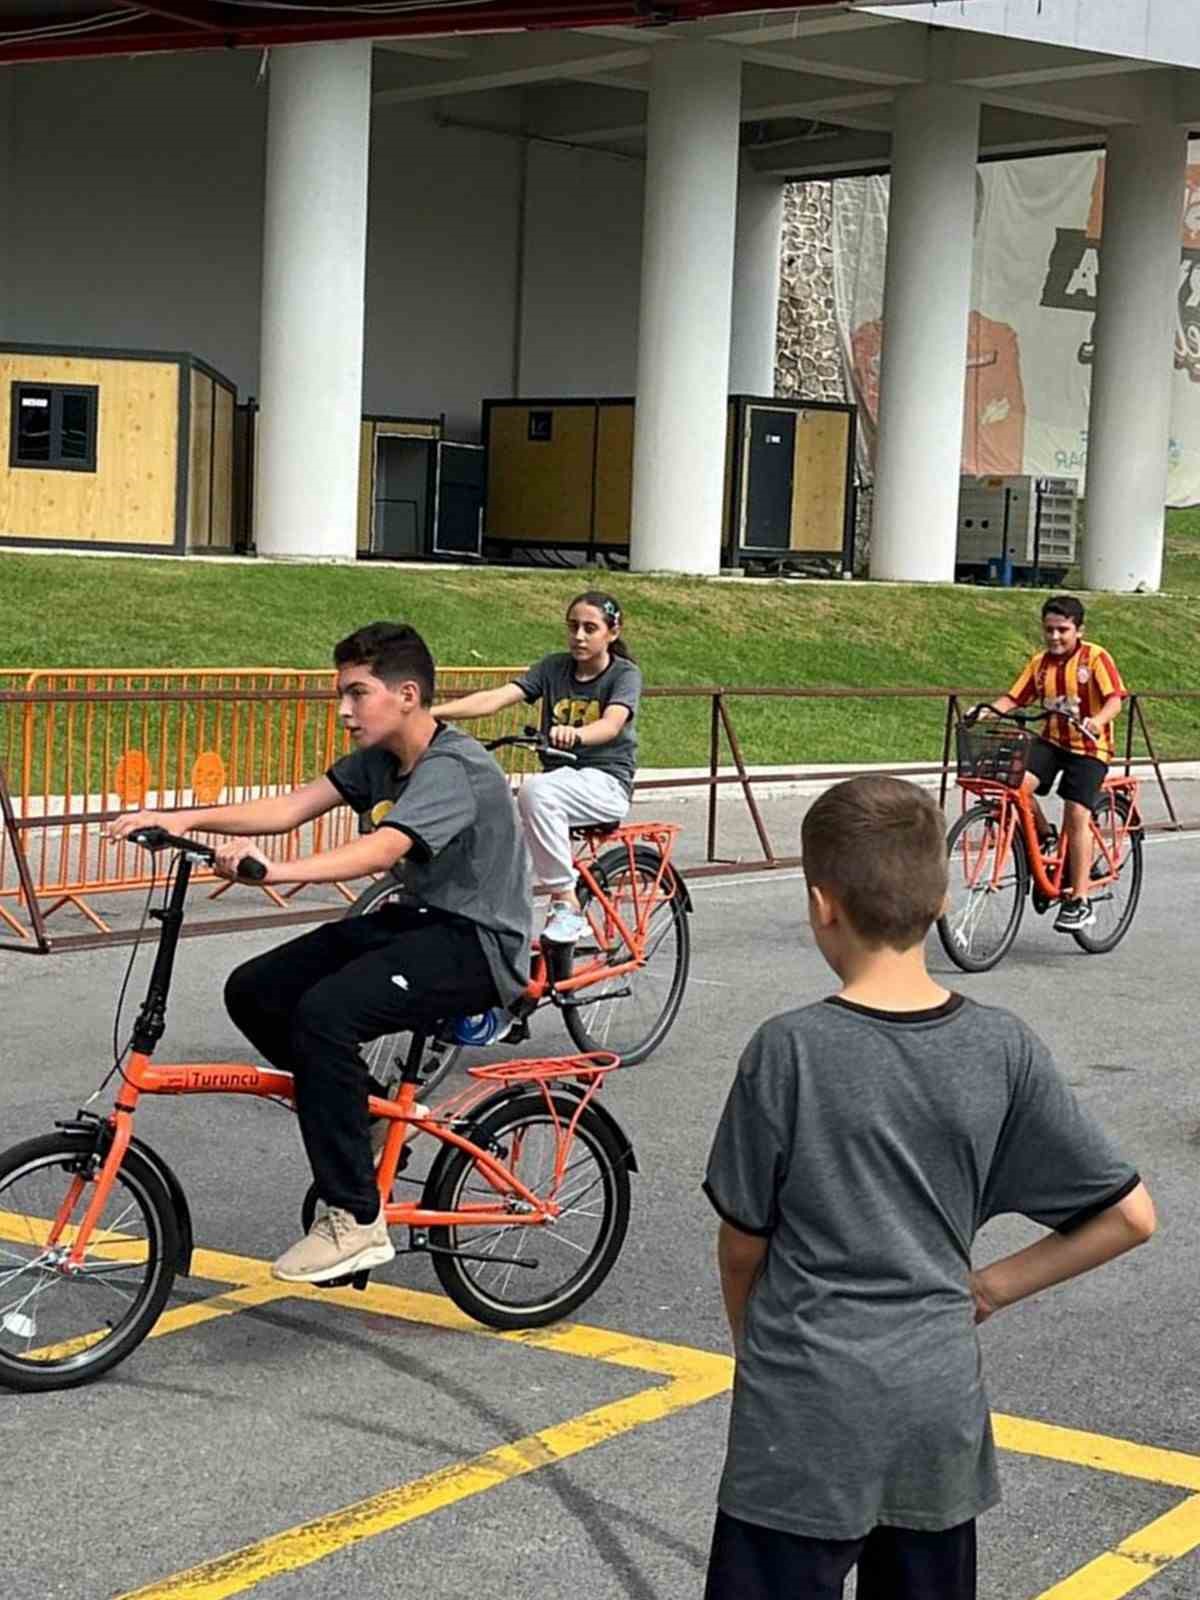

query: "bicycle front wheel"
(937, 803), (1028, 973)
(346, 878), (464, 1097)
(564, 845), (691, 1066)
(0, 1133), (179, 1392)
(1072, 792), (1144, 955)
(426, 1090), (631, 1329)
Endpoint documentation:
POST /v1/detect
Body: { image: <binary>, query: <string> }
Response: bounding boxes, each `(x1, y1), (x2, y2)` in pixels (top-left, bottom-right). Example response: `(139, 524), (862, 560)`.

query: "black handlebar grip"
(128, 825), (170, 848)
(237, 857), (269, 883)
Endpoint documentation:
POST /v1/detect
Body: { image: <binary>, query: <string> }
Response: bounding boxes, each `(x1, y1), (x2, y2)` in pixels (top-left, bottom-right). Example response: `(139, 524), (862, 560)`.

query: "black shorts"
(1025, 740), (1107, 810)
(704, 1510), (976, 1600)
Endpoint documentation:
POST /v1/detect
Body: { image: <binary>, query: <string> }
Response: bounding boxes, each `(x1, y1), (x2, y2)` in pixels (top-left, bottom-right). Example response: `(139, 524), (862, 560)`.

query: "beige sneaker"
(271, 1205), (395, 1284)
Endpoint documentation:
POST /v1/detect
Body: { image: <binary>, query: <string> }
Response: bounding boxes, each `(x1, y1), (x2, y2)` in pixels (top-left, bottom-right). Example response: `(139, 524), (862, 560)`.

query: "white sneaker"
(542, 904), (587, 944)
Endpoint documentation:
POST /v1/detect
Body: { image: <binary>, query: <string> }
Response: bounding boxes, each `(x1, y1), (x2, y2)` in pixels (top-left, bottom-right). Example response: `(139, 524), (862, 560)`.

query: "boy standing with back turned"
(703, 776), (1154, 1600)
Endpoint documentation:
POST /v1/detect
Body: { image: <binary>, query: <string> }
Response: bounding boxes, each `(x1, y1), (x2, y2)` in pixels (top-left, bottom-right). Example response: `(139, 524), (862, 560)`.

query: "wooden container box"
(481, 394), (856, 570)
(0, 343), (237, 554)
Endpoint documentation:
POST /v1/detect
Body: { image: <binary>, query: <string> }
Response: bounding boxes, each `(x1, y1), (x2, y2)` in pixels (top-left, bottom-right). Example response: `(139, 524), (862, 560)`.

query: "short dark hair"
(801, 776), (948, 951)
(333, 622), (435, 706)
(1042, 594), (1085, 626)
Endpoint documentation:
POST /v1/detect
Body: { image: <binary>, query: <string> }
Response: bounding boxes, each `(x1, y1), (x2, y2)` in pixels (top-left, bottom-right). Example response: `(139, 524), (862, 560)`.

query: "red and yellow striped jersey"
(1008, 641), (1127, 761)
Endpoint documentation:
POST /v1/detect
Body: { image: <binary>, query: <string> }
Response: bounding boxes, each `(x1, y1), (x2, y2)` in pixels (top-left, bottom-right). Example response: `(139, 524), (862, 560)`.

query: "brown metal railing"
(651, 686), (1200, 876)
(0, 679), (1196, 953)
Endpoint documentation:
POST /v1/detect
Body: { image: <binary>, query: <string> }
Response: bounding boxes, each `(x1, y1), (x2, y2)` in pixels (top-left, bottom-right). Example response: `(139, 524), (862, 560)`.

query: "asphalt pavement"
(1, 829), (1198, 1600)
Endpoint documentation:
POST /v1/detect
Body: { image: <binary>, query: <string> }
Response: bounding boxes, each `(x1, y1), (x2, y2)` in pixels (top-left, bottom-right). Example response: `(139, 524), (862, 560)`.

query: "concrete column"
(730, 158), (784, 397)
(870, 85), (980, 583)
(256, 42), (372, 560)
(0, 73), (13, 339)
(629, 42), (741, 575)
(1084, 120), (1187, 592)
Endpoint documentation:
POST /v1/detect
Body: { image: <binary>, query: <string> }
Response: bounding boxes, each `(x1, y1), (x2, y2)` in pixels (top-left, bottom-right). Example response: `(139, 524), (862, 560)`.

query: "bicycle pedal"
(315, 1268), (372, 1291)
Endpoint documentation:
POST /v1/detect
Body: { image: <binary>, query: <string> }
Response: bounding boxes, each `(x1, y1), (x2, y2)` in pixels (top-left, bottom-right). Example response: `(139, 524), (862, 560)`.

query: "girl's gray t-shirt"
(704, 994), (1138, 1540)
(514, 653), (641, 796)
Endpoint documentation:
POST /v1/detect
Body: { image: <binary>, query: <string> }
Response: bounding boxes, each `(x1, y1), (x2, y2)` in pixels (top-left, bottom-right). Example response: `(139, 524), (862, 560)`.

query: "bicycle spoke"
(566, 854), (688, 1064)
(0, 1143), (170, 1385)
(434, 1105), (622, 1320)
(940, 807), (1025, 971)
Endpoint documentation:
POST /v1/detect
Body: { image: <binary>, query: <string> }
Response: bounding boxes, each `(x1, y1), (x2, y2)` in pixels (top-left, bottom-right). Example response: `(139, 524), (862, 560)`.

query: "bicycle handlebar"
(484, 726), (579, 764)
(127, 825), (269, 882)
(963, 702), (1100, 742)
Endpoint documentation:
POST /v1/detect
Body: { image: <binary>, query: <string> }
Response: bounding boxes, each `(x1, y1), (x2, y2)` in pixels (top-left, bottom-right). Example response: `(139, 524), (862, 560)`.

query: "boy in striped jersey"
(987, 595), (1126, 932)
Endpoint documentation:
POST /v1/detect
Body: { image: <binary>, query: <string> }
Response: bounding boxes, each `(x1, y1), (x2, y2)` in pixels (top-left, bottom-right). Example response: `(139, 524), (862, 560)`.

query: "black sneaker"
(1054, 896), (1096, 932)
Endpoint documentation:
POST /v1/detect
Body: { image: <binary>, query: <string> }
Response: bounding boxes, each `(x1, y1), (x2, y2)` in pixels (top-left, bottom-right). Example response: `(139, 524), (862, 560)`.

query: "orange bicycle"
(0, 829), (636, 1393)
(356, 731), (692, 1095)
(937, 705), (1144, 973)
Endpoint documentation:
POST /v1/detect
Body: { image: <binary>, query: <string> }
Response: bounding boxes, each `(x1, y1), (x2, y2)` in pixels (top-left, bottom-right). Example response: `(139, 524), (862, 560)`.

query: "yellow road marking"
(7, 1219), (1200, 1600)
(146, 1283), (291, 1342)
(1034, 1495), (1200, 1599)
(118, 1354), (730, 1600)
(995, 1413), (1200, 1494)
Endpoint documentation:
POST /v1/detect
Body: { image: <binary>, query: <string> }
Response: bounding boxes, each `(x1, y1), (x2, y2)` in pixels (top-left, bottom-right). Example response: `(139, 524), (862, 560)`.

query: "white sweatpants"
(516, 767), (631, 894)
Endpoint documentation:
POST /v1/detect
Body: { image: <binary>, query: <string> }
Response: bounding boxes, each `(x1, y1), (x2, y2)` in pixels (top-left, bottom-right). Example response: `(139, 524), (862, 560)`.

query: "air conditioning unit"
(956, 475), (1078, 585)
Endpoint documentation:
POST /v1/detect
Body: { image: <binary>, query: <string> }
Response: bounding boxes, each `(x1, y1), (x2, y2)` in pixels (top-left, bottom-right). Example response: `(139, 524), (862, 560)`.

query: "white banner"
(832, 144), (1200, 505)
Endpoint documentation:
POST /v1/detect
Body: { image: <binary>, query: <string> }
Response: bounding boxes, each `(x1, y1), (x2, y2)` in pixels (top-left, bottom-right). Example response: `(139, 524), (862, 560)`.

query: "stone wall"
(775, 180), (846, 405)
(775, 180), (874, 569)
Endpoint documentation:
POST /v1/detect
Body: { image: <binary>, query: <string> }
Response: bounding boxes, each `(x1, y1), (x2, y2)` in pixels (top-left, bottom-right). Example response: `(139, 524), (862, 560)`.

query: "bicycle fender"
(128, 1136), (195, 1276)
(667, 868), (693, 915)
(54, 1120), (195, 1276)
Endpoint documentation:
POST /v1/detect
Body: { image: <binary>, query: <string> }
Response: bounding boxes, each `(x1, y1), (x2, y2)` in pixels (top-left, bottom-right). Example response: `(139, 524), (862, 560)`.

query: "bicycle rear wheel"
(563, 845), (690, 1066)
(425, 1090), (631, 1329)
(937, 803), (1028, 973)
(0, 1133), (178, 1392)
(346, 878), (464, 1097)
(1072, 792), (1143, 955)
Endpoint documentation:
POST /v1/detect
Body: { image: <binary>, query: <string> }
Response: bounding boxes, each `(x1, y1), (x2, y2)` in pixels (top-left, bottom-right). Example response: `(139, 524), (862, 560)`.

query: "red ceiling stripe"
(0, 0), (833, 64)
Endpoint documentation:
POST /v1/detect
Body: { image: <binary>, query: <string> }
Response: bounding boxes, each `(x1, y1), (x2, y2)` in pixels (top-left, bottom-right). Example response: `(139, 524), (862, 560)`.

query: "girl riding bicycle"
(436, 590), (642, 945)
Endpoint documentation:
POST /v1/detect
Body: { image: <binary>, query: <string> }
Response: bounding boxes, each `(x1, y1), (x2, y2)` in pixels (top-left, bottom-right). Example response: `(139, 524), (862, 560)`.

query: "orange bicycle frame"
(956, 774), (1140, 900)
(58, 1049), (619, 1265)
(523, 821), (681, 1002)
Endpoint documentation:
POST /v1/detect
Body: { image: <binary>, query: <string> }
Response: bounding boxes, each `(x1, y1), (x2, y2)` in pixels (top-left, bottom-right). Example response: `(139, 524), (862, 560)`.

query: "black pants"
(224, 905), (500, 1223)
(705, 1509), (976, 1600)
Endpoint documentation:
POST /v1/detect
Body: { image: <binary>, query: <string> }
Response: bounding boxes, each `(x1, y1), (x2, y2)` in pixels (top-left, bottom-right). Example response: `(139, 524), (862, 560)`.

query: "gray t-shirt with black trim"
(514, 653), (642, 796)
(704, 994), (1138, 1541)
(327, 724), (531, 1007)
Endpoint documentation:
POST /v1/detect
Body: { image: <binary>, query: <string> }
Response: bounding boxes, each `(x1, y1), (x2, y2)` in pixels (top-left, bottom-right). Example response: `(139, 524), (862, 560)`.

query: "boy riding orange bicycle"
(979, 594), (1125, 932)
(107, 622), (532, 1287)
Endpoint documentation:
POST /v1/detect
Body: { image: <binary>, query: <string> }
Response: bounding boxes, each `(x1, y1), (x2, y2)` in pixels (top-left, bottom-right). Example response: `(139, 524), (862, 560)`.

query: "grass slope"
(1, 521), (1198, 766)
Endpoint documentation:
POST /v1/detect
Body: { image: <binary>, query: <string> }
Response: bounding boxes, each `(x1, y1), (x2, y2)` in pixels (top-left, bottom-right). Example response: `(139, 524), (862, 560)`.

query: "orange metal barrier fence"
(0, 668), (530, 949)
(0, 678), (1197, 953)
